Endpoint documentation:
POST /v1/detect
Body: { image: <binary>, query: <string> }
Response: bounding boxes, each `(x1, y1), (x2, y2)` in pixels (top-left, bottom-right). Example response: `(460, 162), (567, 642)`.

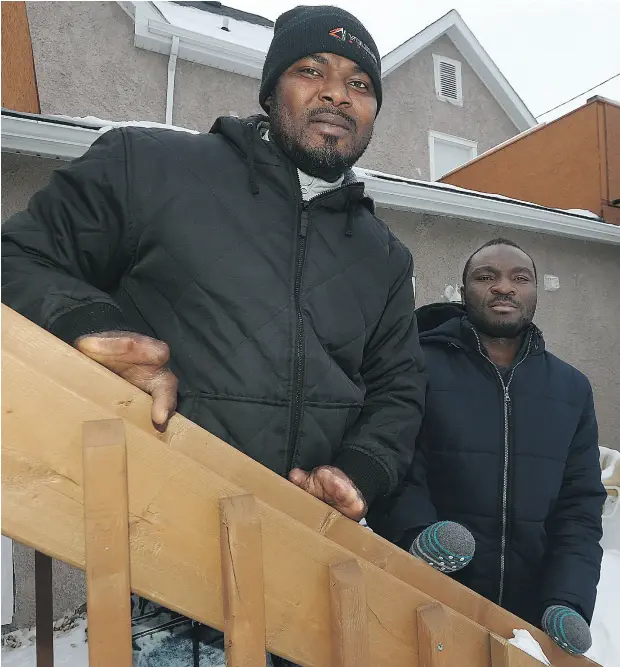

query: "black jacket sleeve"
(365, 433), (438, 549)
(333, 237), (426, 507)
(1, 128), (136, 343)
(540, 384), (605, 623)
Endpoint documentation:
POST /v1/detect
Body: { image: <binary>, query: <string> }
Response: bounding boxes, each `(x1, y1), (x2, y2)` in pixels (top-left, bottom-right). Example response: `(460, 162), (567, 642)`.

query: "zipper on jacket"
(286, 206), (310, 473)
(284, 172), (360, 473)
(471, 329), (532, 606)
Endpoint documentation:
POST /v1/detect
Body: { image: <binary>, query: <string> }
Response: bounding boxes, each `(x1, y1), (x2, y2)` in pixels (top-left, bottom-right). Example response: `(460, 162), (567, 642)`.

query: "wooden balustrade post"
(220, 494), (267, 667)
(329, 559), (368, 667)
(417, 603), (453, 667)
(82, 419), (132, 667)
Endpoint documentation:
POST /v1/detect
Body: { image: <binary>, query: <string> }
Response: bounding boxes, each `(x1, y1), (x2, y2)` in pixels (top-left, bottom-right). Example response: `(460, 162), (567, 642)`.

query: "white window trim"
(428, 130), (478, 181)
(433, 54), (463, 106)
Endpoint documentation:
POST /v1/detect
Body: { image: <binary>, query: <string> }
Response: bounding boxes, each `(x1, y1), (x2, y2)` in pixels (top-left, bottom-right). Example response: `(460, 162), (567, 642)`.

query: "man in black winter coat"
(368, 238), (605, 657)
(2, 6), (426, 666)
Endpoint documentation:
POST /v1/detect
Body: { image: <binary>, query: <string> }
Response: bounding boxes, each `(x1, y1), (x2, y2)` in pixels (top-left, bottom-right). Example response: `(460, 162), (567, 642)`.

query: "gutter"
(2, 112), (619, 247)
(357, 169), (620, 245)
(1, 113), (100, 160)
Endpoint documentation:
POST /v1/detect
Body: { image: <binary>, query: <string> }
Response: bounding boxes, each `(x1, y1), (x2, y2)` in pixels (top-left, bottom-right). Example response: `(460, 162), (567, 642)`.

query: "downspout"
(165, 35), (180, 125)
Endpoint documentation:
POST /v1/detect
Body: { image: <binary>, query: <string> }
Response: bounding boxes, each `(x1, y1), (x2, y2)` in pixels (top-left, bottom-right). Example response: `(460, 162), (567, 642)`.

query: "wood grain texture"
(1, 305), (590, 667)
(329, 560), (368, 667)
(1, 2), (40, 112)
(417, 603), (450, 667)
(82, 420), (132, 667)
(220, 495), (267, 667)
(35, 551), (54, 667)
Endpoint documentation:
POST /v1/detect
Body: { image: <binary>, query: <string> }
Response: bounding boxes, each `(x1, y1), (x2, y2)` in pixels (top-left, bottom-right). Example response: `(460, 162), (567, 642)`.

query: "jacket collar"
(417, 302), (544, 356)
(209, 114), (375, 213)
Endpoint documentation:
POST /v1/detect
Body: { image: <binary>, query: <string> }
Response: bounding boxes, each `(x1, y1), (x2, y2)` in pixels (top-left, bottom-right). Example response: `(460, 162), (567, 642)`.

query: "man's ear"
(264, 94), (272, 113)
(460, 285), (466, 305)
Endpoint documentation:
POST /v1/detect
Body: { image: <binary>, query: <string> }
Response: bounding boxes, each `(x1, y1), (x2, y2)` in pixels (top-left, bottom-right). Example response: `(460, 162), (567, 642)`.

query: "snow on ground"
(1, 616), (87, 667)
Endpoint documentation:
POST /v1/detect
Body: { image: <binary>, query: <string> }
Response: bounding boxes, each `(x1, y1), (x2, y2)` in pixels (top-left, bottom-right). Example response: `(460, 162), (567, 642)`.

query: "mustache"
(489, 296), (521, 307)
(307, 106), (357, 131)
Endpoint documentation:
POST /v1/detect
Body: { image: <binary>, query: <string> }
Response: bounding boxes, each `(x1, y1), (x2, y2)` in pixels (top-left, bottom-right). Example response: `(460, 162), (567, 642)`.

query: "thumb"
(149, 368), (179, 431)
(288, 468), (310, 488)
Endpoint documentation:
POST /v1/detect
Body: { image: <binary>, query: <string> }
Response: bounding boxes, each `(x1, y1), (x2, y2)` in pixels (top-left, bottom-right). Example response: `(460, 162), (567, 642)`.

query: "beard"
(269, 92), (374, 182)
(466, 297), (536, 338)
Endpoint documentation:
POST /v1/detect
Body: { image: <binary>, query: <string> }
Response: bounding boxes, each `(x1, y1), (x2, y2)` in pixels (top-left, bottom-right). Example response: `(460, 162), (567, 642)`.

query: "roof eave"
(2, 113), (617, 246)
(131, 1), (267, 79)
(381, 10), (536, 132)
(1, 114), (100, 160)
(356, 168), (618, 245)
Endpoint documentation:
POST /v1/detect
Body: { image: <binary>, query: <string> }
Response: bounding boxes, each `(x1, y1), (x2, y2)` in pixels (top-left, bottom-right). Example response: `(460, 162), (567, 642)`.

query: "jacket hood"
(416, 302), (466, 335)
(416, 301), (544, 355)
(208, 115), (374, 219)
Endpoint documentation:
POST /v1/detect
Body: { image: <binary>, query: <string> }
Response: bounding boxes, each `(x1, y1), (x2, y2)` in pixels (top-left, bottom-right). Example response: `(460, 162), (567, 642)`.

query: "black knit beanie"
(260, 5), (382, 114)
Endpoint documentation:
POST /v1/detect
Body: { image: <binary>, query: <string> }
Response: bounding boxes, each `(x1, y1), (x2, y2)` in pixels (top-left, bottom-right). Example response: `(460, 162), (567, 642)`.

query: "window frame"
(428, 130), (478, 181)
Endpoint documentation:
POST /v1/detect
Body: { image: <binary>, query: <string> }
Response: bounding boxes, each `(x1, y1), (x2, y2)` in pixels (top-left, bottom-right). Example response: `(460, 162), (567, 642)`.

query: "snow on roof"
(354, 167), (606, 223)
(172, 1), (274, 28)
(13, 112), (609, 224)
(152, 0), (273, 52)
(47, 114), (199, 135)
(3, 110), (617, 245)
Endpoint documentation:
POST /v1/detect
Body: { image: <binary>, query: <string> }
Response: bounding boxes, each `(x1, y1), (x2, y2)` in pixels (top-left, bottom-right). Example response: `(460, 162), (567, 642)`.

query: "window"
(428, 131), (478, 181)
(433, 54), (462, 106)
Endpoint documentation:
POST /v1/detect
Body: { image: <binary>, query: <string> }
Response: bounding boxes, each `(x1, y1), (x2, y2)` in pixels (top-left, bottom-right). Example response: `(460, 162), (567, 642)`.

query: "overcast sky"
(224, 0), (620, 122)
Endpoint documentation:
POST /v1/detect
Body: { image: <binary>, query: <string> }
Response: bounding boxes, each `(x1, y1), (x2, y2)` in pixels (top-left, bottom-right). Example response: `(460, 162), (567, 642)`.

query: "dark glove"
(542, 605), (592, 655)
(409, 521), (475, 573)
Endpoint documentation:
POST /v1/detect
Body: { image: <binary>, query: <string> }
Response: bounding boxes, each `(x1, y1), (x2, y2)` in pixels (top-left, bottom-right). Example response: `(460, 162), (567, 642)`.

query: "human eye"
(299, 67), (322, 77)
(349, 79), (369, 90)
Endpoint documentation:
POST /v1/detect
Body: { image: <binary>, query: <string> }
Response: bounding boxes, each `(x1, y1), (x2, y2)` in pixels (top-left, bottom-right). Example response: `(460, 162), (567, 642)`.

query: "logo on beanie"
(329, 27), (378, 65)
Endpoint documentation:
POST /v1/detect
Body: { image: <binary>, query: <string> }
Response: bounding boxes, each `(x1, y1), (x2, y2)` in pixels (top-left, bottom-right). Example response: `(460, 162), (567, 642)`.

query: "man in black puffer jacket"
(2, 6), (425, 666)
(368, 238), (605, 657)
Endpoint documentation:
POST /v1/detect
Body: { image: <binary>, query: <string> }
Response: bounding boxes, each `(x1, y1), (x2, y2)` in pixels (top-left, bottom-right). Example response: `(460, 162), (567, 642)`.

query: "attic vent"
(433, 54), (463, 106)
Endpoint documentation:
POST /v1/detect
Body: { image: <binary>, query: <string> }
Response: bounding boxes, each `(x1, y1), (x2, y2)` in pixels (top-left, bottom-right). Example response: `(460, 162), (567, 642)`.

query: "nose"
(491, 277), (516, 296)
(318, 75), (352, 108)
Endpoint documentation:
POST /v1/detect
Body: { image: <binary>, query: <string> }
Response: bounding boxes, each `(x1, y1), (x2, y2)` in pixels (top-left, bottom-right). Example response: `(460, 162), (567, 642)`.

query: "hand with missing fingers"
(288, 465), (368, 521)
(74, 331), (178, 431)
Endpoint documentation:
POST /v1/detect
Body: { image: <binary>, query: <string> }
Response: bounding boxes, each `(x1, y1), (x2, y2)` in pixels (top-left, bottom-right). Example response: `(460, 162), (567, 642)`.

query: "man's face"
(462, 244), (537, 338)
(267, 52), (377, 181)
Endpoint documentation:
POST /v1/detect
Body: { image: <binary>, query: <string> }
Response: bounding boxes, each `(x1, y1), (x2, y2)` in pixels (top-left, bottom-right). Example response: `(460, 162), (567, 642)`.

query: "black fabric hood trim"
(416, 302), (545, 356)
(416, 301), (466, 334)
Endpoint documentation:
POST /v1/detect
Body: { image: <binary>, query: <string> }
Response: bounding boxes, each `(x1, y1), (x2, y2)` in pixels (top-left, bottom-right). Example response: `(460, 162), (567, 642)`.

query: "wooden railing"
(1, 305), (594, 666)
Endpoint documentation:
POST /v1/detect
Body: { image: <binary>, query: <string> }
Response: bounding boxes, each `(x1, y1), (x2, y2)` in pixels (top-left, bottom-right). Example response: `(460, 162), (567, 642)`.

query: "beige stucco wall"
(25, 3), (519, 176)
(26, 1), (262, 129)
(382, 208), (620, 449)
(359, 36), (519, 179)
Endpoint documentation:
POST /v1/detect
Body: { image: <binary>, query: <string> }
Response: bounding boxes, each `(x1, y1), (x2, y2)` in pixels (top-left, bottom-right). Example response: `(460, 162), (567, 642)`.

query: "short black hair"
(462, 238), (537, 286)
